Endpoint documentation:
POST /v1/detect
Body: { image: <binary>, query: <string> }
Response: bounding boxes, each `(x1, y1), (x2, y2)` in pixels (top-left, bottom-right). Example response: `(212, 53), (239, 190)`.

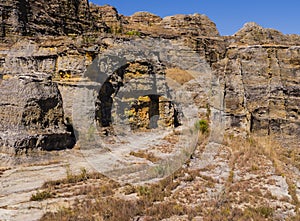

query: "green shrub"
(125, 30), (141, 37)
(137, 186), (151, 196)
(30, 190), (53, 201)
(194, 119), (209, 134)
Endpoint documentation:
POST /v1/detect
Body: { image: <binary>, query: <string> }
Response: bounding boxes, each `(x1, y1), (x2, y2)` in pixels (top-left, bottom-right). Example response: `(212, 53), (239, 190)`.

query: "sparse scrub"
(43, 167), (106, 188)
(194, 119), (209, 134)
(40, 134), (298, 220)
(30, 190), (53, 201)
(41, 170), (191, 221)
(125, 30), (141, 37)
(248, 206), (274, 218)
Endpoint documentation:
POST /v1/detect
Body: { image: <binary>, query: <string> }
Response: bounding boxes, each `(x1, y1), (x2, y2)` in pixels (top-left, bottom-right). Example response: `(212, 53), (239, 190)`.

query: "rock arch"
(73, 38), (213, 147)
(94, 60), (181, 135)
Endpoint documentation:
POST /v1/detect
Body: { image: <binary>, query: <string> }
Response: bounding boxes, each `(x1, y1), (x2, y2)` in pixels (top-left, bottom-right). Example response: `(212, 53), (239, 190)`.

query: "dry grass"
(38, 134), (300, 220)
(41, 169), (192, 221)
(166, 68), (195, 85)
(30, 190), (53, 201)
(222, 134), (300, 219)
(42, 167), (105, 188)
(129, 150), (161, 163)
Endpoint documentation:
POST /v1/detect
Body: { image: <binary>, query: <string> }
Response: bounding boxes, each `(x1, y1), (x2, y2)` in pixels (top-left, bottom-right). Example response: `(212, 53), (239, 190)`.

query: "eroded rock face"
(161, 14), (220, 37)
(126, 12), (162, 26)
(89, 4), (121, 33)
(0, 2), (299, 151)
(0, 0), (107, 37)
(233, 22), (300, 45)
(211, 24), (300, 148)
(95, 61), (180, 133)
(122, 12), (220, 38)
(0, 74), (75, 153)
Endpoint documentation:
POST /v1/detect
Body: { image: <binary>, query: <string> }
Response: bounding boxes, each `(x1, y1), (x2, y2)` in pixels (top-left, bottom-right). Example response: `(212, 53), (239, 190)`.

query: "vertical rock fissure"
(238, 57), (251, 132)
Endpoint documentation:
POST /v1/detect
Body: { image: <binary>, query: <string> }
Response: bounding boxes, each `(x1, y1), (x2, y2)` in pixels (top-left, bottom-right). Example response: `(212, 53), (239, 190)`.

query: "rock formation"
(211, 23), (300, 148)
(0, 1), (299, 151)
(0, 0), (108, 37)
(0, 1), (300, 221)
(0, 73), (75, 153)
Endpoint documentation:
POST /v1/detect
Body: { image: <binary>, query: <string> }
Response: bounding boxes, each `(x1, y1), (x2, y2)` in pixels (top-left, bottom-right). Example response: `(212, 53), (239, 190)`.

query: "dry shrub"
(30, 190), (53, 201)
(129, 150), (160, 163)
(165, 68), (194, 85)
(43, 168), (108, 188)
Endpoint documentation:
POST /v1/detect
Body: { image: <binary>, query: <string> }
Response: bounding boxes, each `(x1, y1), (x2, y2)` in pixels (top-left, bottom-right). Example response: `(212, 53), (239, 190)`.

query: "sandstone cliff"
(0, 0), (108, 37)
(211, 23), (300, 148)
(0, 0), (299, 153)
(0, 1), (300, 221)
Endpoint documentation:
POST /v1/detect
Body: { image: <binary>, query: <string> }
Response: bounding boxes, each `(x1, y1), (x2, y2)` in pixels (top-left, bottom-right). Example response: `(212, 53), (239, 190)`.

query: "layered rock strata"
(211, 23), (300, 147)
(0, 73), (75, 153)
(0, 1), (299, 151)
(0, 0), (107, 37)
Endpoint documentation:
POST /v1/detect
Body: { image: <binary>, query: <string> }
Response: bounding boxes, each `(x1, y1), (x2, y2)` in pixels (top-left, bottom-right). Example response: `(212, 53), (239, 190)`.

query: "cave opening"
(95, 61), (181, 135)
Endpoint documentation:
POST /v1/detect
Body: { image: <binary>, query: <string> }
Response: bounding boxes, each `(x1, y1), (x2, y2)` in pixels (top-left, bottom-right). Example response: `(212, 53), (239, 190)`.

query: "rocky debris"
(0, 74), (75, 153)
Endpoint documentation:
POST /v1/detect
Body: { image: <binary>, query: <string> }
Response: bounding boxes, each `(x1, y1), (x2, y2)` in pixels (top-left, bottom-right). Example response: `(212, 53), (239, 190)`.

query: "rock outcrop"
(122, 12), (220, 38)
(0, 2), (300, 221)
(89, 4), (121, 34)
(211, 23), (300, 148)
(0, 1), (299, 151)
(0, 0), (107, 37)
(0, 74), (75, 153)
(161, 14), (220, 37)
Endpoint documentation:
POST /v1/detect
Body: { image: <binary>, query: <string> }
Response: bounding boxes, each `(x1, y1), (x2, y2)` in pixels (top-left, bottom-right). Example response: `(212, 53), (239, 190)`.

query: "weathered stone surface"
(0, 1), (299, 150)
(211, 30), (300, 147)
(122, 12), (220, 38)
(0, 0), (108, 37)
(0, 2), (300, 221)
(161, 14), (220, 37)
(90, 4), (121, 34)
(126, 12), (162, 26)
(96, 61), (180, 132)
(2, 37), (100, 78)
(233, 22), (300, 45)
(0, 74), (75, 153)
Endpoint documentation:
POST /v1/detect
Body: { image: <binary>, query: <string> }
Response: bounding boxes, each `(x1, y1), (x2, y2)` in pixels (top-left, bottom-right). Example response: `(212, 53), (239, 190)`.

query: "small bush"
(125, 30), (141, 37)
(251, 206), (274, 218)
(30, 190), (53, 201)
(66, 167), (88, 184)
(194, 119), (209, 134)
(137, 186), (151, 196)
